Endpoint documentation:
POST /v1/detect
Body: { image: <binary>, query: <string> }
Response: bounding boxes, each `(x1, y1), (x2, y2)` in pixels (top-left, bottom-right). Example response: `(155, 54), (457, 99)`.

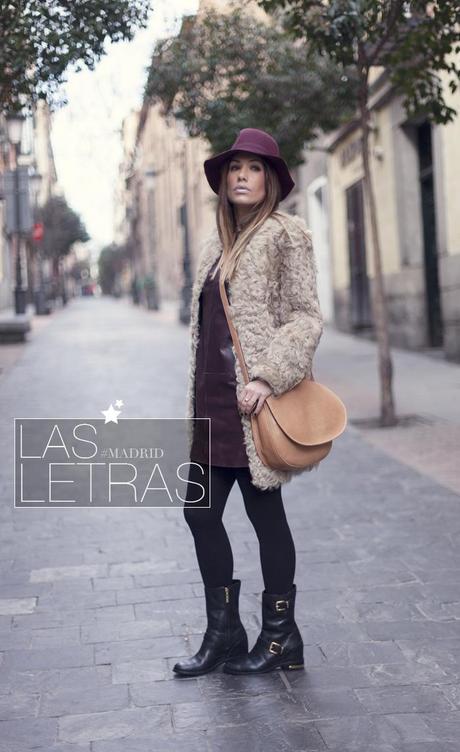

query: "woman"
(173, 128), (323, 677)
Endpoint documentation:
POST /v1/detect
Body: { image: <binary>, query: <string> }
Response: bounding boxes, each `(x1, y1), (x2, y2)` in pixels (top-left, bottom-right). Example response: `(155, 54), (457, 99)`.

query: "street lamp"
(6, 113), (24, 146)
(144, 167), (161, 310)
(178, 138), (192, 326)
(29, 170), (42, 199)
(6, 112), (28, 314)
(29, 171), (49, 315)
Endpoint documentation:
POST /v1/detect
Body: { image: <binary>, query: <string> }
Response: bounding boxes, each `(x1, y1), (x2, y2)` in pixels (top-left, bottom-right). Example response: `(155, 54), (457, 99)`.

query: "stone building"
(299, 60), (460, 361)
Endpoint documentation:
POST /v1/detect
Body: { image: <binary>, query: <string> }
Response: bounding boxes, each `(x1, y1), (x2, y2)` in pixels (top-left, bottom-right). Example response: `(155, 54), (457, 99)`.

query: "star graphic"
(115, 399), (124, 408)
(101, 404), (121, 424)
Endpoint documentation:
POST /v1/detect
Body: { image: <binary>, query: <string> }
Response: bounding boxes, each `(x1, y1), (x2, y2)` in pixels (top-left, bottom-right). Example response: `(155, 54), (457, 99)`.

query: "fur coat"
(185, 209), (324, 491)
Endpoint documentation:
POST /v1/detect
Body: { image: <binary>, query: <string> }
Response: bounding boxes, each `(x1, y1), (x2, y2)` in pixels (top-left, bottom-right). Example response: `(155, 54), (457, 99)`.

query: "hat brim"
(204, 147), (295, 201)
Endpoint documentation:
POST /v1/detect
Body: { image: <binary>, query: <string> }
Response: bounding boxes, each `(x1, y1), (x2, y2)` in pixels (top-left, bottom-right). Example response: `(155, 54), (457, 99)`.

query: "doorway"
(416, 121), (443, 347)
(346, 179), (373, 329)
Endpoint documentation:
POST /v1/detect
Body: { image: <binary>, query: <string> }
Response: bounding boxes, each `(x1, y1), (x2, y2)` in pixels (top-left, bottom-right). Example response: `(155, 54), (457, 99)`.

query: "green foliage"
(1, 0), (151, 111)
(145, 4), (358, 167)
(69, 258), (91, 282)
(97, 243), (128, 295)
(258, 0), (460, 124)
(36, 195), (89, 259)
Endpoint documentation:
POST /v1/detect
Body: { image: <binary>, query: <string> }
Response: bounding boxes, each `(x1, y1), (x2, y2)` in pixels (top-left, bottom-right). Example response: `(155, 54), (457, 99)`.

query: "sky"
(51, 1), (199, 254)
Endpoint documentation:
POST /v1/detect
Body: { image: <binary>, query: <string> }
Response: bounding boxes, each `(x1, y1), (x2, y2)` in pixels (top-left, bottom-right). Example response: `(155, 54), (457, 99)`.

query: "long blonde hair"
(209, 156), (282, 285)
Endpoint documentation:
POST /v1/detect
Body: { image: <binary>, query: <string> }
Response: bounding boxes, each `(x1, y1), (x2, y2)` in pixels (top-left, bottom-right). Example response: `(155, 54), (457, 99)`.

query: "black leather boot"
(173, 578), (248, 677)
(223, 583), (304, 674)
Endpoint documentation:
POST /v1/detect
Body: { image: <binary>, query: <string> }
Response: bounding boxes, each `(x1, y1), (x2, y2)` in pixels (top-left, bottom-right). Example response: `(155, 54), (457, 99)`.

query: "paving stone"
(92, 576), (135, 591)
(418, 583), (460, 602)
(422, 711), (460, 741)
(112, 658), (168, 684)
(319, 640), (406, 666)
(314, 714), (399, 747)
(337, 600), (426, 622)
(0, 583), (51, 599)
(37, 589), (116, 609)
(30, 564), (108, 582)
(129, 678), (201, 706)
(299, 622), (370, 644)
(133, 570), (202, 588)
(399, 743), (459, 752)
(39, 684), (129, 717)
(49, 579), (94, 593)
(0, 691), (40, 719)
(57, 706), (172, 743)
(292, 686), (367, 718)
(439, 684), (460, 709)
(280, 664), (374, 691)
(30, 626), (81, 648)
(95, 635), (187, 664)
(171, 692), (319, 732)
(377, 712), (440, 743)
(0, 717), (57, 750)
(197, 669), (284, 699)
(354, 684), (454, 714)
(415, 598), (460, 621)
(92, 733), (208, 752)
(0, 597), (37, 615)
(12, 609), (109, 630)
(0, 628), (32, 649)
(108, 560), (182, 577)
(346, 583), (426, 604)
(205, 719), (327, 751)
(325, 746), (396, 752)
(0, 665), (112, 693)
(362, 660), (454, 686)
(80, 604), (135, 622)
(9, 746), (91, 752)
(0, 645), (94, 671)
(365, 620), (460, 642)
(116, 583), (196, 605)
(81, 618), (172, 644)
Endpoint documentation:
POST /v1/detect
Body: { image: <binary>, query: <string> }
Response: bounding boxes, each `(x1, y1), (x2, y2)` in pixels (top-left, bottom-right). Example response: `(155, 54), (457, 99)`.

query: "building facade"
(0, 100), (58, 312)
(299, 60), (460, 361)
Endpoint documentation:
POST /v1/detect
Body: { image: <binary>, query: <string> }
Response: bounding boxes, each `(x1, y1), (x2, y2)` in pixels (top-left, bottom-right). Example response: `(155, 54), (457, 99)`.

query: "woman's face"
(226, 152), (266, 211)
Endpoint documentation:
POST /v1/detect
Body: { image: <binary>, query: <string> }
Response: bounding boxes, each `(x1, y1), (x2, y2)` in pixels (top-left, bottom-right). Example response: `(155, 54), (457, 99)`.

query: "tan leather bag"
(218, 215), (347, 472)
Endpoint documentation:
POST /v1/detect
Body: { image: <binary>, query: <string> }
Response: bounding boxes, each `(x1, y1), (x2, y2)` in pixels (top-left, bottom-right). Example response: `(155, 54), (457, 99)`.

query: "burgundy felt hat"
(203, 128), (295, 201)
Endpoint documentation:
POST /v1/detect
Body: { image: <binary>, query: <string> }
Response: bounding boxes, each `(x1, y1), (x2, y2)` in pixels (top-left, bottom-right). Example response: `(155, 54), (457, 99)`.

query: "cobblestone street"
(1, 295), (460, 751)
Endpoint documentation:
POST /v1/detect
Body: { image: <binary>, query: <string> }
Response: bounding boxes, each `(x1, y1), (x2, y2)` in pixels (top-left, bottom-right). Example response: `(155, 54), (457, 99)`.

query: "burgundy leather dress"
(190, 258), (249, 467)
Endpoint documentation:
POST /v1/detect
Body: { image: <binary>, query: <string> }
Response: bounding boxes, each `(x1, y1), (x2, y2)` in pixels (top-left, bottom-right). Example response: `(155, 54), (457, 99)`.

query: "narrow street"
(0, 296), (459, 751)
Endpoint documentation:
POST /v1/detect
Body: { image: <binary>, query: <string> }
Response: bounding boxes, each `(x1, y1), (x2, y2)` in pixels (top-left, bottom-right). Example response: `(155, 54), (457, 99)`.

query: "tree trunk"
(359, 85), (397, 426)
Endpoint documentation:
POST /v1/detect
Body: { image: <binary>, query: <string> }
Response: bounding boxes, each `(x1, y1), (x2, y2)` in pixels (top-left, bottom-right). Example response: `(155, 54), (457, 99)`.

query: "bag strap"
(218, 212), (315, 387)
(218, 270), (250, 384)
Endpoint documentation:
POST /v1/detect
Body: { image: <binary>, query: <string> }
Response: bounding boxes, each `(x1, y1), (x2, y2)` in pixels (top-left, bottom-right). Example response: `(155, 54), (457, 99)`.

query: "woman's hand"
(238, 379), (273, 416)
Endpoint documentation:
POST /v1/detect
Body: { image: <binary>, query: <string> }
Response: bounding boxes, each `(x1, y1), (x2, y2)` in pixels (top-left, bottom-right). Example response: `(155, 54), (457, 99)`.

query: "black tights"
(183, 463), (296, 593)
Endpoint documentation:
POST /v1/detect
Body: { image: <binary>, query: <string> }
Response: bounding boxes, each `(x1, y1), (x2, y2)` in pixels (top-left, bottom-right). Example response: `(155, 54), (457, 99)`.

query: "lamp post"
(178, 138), (192, 325)
(144, 167), (160, 310)
(6, 113), (27, 314)
(29, 171), (48, 315)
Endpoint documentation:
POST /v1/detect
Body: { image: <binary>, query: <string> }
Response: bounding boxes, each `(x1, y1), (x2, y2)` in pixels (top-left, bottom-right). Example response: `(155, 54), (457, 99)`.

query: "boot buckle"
(275, 599), (289, 612)
(268, 641), (283, 655)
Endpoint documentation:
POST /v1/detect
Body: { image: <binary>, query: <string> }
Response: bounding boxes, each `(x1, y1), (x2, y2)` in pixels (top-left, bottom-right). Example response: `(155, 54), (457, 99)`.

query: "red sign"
(32, 222), (44, 242)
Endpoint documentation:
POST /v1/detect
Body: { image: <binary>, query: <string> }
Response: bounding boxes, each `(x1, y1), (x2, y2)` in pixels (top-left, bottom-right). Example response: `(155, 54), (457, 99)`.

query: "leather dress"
(190, 258), (249, 467)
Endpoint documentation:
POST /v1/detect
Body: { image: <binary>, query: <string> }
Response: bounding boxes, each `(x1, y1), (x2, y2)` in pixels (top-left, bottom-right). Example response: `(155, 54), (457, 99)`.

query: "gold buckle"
(275, 599), (289, 612)
(268, 641), (283, 655)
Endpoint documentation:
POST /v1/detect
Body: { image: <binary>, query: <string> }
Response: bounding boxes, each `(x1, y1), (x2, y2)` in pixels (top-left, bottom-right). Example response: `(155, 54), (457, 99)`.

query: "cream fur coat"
(185, 209), (324, 491)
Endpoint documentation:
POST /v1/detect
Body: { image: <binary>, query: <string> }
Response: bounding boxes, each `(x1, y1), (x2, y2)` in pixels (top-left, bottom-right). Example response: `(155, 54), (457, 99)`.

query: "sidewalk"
(317, 325), (460, 494)
(0, 296), (459, 751)
(0, 303), (55, 381)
